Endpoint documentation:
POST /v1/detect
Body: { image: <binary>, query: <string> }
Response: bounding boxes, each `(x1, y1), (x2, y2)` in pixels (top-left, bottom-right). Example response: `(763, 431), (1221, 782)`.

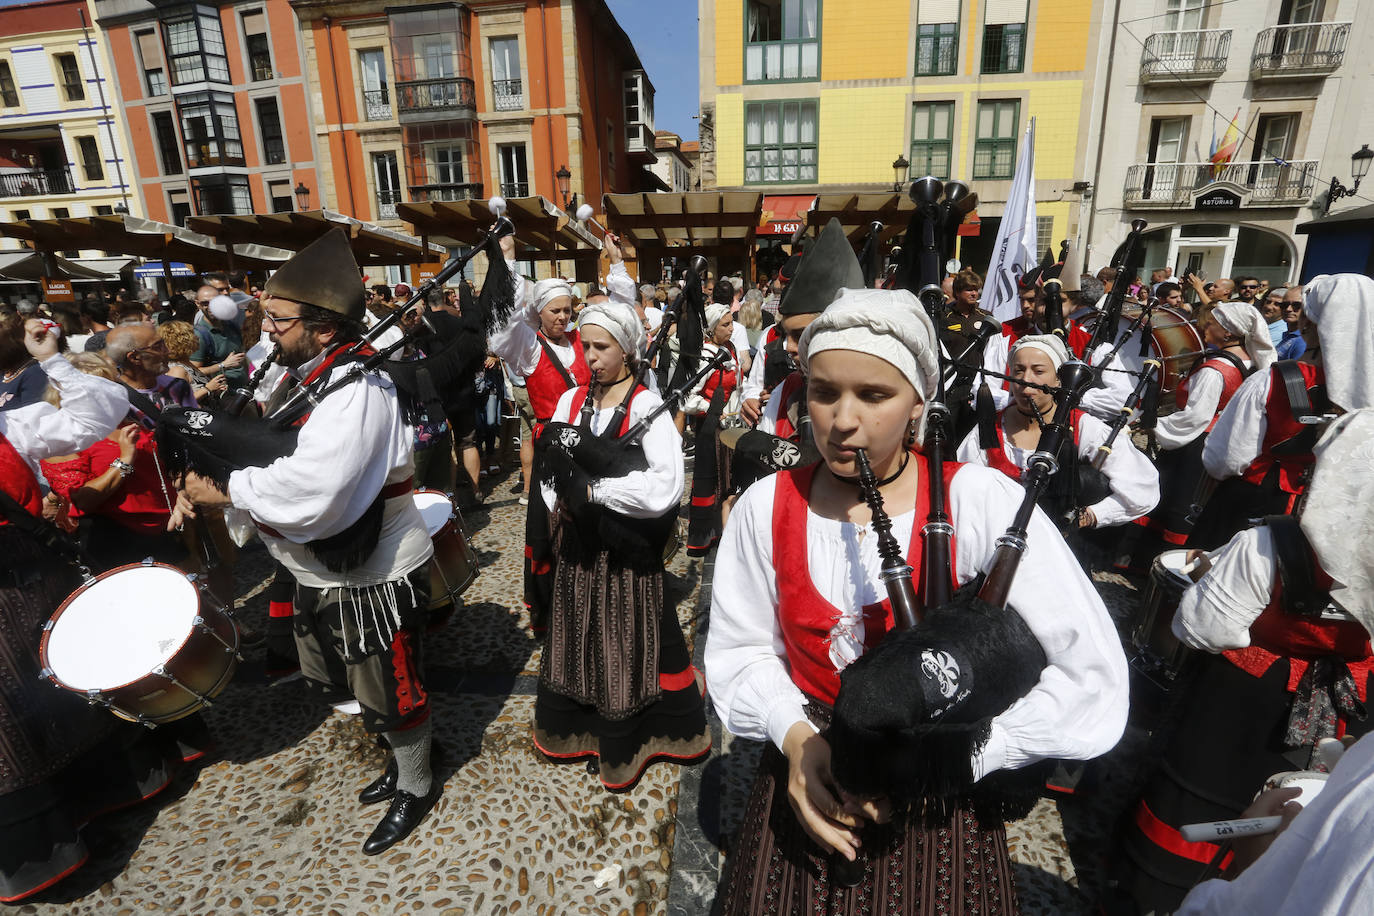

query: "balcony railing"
(395, 77), (475, 116)
(1140, 29), (1231, 83)
(363, 88), (392, 122)
(409, 181), (483, 203)
(377, 188), (402, 220)
(1124, 159), (1319, 207)
(1251, 21), (1350, 78)
(0, 167), (75, 198)
(626, 121), (654, 155)
(498, 181), (527, 199)
(493, 78), (522, 112)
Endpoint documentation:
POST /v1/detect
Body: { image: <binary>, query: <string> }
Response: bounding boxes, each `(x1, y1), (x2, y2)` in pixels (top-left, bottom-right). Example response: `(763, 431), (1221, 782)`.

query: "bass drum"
(1081, 304), (1202, 397)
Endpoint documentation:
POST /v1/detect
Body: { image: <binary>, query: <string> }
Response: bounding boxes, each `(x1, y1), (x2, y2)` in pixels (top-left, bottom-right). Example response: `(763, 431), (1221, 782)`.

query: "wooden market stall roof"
(0, 214), (292, 271)
(0, 250), (115, 282)
(396, 196), (602, 261)
(804, 192), (917, 246)
(602, 191), (764, 258)
(188, 210), (443, 266)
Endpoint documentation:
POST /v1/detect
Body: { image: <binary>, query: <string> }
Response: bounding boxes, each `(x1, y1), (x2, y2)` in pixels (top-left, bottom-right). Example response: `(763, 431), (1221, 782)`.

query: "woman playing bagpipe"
(956, 334), (1159, 562)
(1109, 409), (1374, 915)
(683, 301), (741, 556)
(705, 288), (1128, 914)
(1127, 303), (1273, 564)
(528, 296), (710, 791)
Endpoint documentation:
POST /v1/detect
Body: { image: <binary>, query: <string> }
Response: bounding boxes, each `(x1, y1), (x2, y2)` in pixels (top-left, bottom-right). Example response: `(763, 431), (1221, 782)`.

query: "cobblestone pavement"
(16, 467), (1157, 916)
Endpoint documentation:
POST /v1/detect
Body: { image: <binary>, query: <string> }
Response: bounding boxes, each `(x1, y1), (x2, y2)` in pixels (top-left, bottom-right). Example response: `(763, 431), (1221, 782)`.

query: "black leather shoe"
(362, 785), (440, 855)
(358, 757), (397, 805)
(358, 740), (444, 806)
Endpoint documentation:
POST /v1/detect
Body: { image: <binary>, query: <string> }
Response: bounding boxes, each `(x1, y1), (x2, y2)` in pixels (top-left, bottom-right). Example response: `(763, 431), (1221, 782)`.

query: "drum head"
(45, 564), (200, 691)
(1155, 549), (1195, 586)
(413, 490), (455, 537)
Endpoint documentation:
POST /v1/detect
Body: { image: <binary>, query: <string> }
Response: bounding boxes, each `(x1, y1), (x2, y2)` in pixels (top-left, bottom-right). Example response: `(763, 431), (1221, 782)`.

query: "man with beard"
(175, 230), (441, 855)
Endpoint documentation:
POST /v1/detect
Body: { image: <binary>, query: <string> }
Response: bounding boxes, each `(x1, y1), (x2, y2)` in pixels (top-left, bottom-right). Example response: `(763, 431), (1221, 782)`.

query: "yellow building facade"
(699, 0), (1106, 268)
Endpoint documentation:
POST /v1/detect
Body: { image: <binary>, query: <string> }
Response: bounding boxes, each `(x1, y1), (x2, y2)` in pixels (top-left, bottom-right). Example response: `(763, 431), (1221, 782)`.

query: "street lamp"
(892, 154), (910, 193)
(1323, 144), (1373, 215)
(556, 164), (572, 209)
(294, 181), (310, 211)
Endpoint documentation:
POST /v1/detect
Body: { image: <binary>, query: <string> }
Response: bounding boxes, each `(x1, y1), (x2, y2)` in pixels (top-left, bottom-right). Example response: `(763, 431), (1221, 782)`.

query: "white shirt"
(1173, 525), (1278, 653)
(681, 341), (740, 418)
(1154, 360), (1252, 451)
(1, 354), (129, 478)
(705, 464), (1129, 779)
(539, 385), (683, 517)
(740, 337), (769, 404)
(1177, 732), (1374, 916)
(1202, 366), (1275, 480)
(228, 352), (432, 589)
(954, 410), (1160, 528)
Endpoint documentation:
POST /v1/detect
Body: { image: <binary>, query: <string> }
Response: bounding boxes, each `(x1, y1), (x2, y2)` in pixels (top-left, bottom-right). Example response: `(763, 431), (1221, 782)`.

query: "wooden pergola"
(804, 192), (916, 246)
(188, 210), (443, 266)
(602, 191), (764, 280)
(397, 196), (603, 264)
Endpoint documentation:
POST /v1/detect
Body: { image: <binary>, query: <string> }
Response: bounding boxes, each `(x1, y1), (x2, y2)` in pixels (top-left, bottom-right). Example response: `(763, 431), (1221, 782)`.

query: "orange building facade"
(93, 0), (321, 224)
(290, 0), (657, 235)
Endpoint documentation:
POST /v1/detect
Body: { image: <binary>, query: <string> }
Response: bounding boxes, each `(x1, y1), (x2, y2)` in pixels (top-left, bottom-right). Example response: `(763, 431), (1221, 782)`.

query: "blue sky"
(605, 0), (700, 141)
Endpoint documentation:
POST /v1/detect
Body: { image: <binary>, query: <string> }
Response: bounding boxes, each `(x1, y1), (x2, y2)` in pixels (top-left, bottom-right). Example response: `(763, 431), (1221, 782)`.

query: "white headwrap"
(1302, 409), (1374, 636)
(704, 302), (731, 333)
(799, 287), (940, 404)
(1008, 333), (1070, 372)
(1210, 301), (1276, 370)
(533, 278), (574, 313)
(576, 299), (644, 362)
(1303, 274), (1374, 411)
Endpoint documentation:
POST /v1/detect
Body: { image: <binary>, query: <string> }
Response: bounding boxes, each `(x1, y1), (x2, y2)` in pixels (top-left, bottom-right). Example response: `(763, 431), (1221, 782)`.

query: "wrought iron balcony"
(1140, 29), (1230, 83)
(377, 188), (402, 221)
(492, 78), (522, 112)
(1251, 21), (1350, 79)
(409, 181), (483, 204)
(0, 167), (75, 198)
(363, 88), (392, 122)
(395, 77), (476, 118)
(1124, 159), (1319, 208)
(498, 181), (527, 199)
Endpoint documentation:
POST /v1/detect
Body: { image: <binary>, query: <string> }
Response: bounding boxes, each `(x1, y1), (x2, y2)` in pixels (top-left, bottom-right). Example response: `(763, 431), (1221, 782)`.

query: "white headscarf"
(577, 299), (644, 363)
(1008, 333), (1070, 372)
(533, 278), (573, 313)
(704, 302), (731, 333)
(799, 287), (940, 405)
(1302, 409), (1374, 636)
(1210, 301), (1277, 370)
(1303, 274), (1374, 411)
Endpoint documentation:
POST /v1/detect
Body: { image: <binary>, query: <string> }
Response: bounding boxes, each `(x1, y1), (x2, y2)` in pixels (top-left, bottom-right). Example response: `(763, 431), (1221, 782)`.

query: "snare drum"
(413, 489), (478, 608)
(39, 561), (240, 726)
(1132, 549), (1197, 680)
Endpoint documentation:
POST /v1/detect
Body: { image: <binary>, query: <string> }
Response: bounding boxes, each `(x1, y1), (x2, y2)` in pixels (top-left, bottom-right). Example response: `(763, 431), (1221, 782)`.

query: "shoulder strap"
(1207, 349), (1252, 377)
(1275, 360), (1316, 421)
(0, 485), (91, 570)
(537, 333), (578, 390)
(1266, 515), (1330, 617)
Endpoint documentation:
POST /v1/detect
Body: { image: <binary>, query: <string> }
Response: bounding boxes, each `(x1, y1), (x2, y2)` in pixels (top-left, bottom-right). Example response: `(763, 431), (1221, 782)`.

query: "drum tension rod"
(84, 688), (155, 728)
(194, 615), (240, 654)
(153, 664), (213, 708)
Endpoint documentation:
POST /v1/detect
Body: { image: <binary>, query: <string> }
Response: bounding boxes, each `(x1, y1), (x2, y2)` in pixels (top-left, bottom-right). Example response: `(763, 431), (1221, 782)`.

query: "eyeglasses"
(263, 312), (304, 329)
(130, 340), (168, 358)
(1240, 284), (1260, 290)
(1282, 302), (1303, 311)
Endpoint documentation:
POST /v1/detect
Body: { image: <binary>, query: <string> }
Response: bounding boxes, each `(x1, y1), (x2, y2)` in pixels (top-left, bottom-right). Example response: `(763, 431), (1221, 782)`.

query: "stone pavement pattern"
(14, 470), (1155, 915)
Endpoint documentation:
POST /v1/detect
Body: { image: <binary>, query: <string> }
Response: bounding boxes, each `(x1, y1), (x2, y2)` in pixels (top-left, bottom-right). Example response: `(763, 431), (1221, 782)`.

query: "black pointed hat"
(263, 228), (366, 321)
(777, 218), (864, 316)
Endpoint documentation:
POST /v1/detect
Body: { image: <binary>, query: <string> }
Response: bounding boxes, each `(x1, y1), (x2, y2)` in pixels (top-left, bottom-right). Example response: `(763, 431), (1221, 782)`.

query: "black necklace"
(834, 451), (910, 500)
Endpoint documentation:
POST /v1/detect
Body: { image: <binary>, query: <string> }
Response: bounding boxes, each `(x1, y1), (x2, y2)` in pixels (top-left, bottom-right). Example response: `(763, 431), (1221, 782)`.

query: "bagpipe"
(825, 179), (1120, 825)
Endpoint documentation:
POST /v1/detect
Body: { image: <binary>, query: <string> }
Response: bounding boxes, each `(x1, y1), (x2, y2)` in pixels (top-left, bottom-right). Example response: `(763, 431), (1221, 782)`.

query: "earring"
(906, 417), (919, 447)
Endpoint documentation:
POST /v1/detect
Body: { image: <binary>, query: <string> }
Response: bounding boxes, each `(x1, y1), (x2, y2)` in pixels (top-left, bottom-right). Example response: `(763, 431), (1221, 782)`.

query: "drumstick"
(1179, 816), (1285, 843)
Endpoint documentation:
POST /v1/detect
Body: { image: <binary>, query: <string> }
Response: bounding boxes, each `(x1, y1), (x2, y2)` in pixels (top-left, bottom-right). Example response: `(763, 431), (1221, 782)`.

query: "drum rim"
(40, 560), (202, 694)
(412, 487), (457, 526)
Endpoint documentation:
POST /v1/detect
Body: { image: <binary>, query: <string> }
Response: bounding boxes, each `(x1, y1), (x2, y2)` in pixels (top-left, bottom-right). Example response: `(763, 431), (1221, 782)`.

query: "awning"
(69, 256), (138, 280)
(804, 192), (918, 246)
(602, 191), (764, 258)
(758, 194), (816, 236)
(396, 196), (602, 261)
(0, 215), (291, 271)
(188, 210), (443, 266)
(0, 250), (117, 282)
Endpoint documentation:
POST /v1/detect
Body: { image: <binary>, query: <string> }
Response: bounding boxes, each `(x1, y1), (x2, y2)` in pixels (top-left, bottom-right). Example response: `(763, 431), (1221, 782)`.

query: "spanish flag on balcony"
(1210, 108), (1242, 178)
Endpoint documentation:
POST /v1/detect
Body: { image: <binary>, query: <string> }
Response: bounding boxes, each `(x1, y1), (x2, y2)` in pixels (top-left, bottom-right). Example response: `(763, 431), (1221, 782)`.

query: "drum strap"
(0, 486), (92, 573)
(1276, 360), (1316, 421)
(1267, 515), (1331, 618)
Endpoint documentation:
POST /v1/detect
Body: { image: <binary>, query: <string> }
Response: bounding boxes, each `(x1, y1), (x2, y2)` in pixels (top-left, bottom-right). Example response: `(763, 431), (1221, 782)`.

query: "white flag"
(983, 119), (1038, 323)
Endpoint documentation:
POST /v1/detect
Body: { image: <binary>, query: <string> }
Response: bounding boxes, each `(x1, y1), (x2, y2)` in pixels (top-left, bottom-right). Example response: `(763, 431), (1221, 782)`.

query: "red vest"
(1224, 567), (1374, 705)
(1240, 362), (1324, 496)
(697, 343), (738, 407)
(983, 408), (1086, 482)
(527, 331), (589, 422)
(566, 383), (647, 438)
(0, 432), (43, 524)
(769, 460), (962, 705)
(1176, 357), (1246, 434)
(772, 372), (806, 441)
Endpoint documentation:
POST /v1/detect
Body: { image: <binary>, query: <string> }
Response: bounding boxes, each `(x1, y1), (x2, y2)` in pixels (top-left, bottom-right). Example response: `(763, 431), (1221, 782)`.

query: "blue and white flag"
(983, 118), (1038, 323)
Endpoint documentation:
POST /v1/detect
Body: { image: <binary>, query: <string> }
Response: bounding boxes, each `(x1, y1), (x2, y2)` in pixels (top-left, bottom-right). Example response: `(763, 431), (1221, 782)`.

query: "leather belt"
(256, 476), (414, 540)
